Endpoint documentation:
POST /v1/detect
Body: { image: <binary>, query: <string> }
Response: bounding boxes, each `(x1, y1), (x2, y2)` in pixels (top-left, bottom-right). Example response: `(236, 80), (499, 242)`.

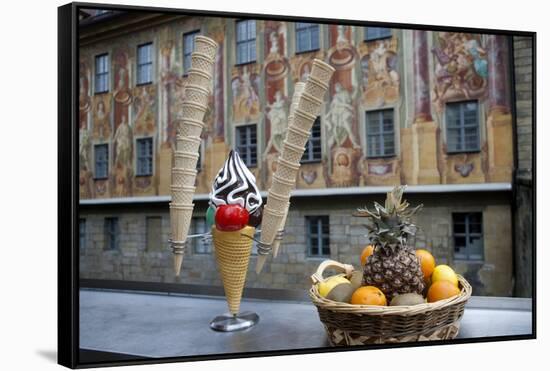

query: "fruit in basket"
(349, 271), (363, 290)
(389, 293), (425, 306)
(415, 249), (436, 280)
(360, 245), (375, 266)
(354, 186), (425, 300)
(326, 282), (354, 303)
(350, 286), (387, 306)
(431, 265), (458, 287)
(427, 280), (460, 302)
(318, 276), (350, 298)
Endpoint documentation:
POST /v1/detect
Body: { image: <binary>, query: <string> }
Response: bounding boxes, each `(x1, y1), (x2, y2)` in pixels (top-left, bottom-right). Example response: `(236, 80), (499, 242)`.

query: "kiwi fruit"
(326, 282), (354, 303)
(390, 293), (425, 306)
(349, 271), (363, 290)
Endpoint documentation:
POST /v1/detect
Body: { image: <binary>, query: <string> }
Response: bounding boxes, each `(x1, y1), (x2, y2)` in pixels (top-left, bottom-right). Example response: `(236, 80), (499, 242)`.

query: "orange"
(350, 286), (387, 306)
(415, 249), (436, 280)
(431, 265), (459, 287)
(360, 245), (375, 266)
(427, 280), (460, 303)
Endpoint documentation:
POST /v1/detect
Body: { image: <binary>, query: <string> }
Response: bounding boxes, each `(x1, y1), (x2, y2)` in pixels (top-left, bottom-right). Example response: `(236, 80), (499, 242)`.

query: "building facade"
(78, 10), (531, 296)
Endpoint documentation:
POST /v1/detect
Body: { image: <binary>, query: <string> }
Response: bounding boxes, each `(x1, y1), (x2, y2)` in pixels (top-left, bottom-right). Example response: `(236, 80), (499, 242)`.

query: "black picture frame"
(58, 2), (537, 368)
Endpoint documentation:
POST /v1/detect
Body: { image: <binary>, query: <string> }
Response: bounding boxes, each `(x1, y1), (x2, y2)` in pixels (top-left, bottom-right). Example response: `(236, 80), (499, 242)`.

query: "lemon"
(431, 265), (458, 287)
(318, 276), (350, 297)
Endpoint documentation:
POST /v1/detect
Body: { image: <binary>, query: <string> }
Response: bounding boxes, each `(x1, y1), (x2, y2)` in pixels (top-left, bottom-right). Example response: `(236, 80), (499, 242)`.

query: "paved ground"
(80, 289), (532, 358)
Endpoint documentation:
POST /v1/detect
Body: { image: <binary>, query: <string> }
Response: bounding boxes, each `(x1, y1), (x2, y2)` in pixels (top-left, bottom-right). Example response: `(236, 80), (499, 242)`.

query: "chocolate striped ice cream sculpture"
(256, 59), (335, 274)
(170, 36), (218, 276)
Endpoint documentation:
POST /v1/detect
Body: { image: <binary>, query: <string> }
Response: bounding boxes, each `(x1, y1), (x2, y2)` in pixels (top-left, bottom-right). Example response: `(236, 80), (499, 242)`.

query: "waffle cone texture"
(212, 225), (255, 315)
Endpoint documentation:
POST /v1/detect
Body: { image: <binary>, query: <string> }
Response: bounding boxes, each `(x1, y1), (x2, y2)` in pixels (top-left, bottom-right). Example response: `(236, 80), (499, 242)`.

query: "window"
(301, 117), (322, 163)
(79, 218), (86, 249)
(366, 109), (395, 158)
(453, 212), (483, 261)
(191, 217), (210, 254)
(365, 27), (392, 41)
(104, 217), (119, 250)
(235, 124), (257, 167)
(94, 53), (109, 93)
(137, 43), (153, 85)
(306, 216), (330, 257)
(94, 144), (109, 179)
(295, 22), (320, 53)
(236, 20), (256, 65)
(446, 101), (480, 153)
(183, 31), (200, 74)
(146, 216), (162, 251)
(136, 137), (153, 176)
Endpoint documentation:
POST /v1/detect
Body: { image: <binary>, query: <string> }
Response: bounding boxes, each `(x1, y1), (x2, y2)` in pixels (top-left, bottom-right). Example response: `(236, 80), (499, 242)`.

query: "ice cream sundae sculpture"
(170, 35), (335, 331)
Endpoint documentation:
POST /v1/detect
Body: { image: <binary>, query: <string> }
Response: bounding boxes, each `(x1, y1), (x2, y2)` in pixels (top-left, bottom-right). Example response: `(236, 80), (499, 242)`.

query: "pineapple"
(355, 186), (425, 300)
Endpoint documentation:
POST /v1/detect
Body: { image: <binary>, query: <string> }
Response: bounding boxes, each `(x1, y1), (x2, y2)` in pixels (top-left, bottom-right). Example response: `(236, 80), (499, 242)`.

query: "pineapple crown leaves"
(353, 186), (423, 249)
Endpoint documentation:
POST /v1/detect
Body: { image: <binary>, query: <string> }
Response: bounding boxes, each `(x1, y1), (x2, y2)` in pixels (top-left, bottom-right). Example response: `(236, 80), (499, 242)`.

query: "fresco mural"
(358, 37), (400, 108)
(132, 85), (156, 136)
(263, 21), (291, 188)
(231, 65), (261, 123)
(78, 18), (514, 200)
(92, 95), (112, 140)
(431, 32), (488, 111)
(325, 25), (362, 187)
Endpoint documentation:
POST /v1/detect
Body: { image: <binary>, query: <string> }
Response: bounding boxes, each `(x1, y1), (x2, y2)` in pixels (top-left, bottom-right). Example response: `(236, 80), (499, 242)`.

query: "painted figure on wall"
(79, 62), (91, 130)
(112, 114), (133, 197)
(160, 41), (179, 146)
(133, 86), (156, 135)
(431, 32), (488, 111)
(360, 39), (400, 108)
(92, 99), (111, 140)
(232, 66), (261, 122)
(113, 51), (132, 139)
(79, 128), (94, 198)
(264, 90), (288, 154)
(325, 82), (359, 149)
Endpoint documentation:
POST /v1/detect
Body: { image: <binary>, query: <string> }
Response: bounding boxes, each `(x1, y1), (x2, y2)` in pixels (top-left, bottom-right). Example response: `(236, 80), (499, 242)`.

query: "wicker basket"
(309, 260), (472, 346)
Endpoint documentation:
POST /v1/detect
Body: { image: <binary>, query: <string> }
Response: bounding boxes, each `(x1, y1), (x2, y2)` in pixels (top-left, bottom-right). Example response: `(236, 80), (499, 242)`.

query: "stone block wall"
(80, 192), (514, 296)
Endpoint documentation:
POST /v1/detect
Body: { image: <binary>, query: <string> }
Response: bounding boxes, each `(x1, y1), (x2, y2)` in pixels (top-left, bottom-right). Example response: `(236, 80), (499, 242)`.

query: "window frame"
(452, 212), (484, 261)
(93, 143), (109, 180)
(364, 27), (393, 41)
(136, 42), (154, 86)
(191, 217), (210, 254)
(145, 216), (162, 252)
(94, 53), (110, 94)
(365, 108), (396, 159)
(295, 22), (320, 54)
(235, 19), (257, 66)
(135, 137), (154, 177)
(182, 30), (201, 76)
(301, 117), (322, 163)
(79, 218), (86, 250)
(445, 100), (481, 154)
(306, 215), (330, 258)
(235, 124), (258, 168)
(104, 217), (120, 251)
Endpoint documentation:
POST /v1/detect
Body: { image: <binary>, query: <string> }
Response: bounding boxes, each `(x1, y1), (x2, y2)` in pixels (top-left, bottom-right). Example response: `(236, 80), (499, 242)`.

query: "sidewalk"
(80, 289), (532, 358)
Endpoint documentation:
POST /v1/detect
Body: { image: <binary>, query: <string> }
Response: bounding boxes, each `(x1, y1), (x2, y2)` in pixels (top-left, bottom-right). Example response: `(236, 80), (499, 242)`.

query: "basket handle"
(311, 259), (355, 284)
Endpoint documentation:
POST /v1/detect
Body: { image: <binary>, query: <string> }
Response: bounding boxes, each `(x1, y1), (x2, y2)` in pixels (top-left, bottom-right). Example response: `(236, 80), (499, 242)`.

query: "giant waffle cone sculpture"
(212, 226), (255, 315)
(256, 59), (335, 274)
(170, 35), (218, 276)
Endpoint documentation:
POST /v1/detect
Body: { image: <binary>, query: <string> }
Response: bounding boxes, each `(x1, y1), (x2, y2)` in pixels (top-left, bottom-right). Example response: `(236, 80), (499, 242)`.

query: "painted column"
(486, 34), (513, 182)
(410, 30), (440, 185)
(487, 35), (511, 114)
(213, 42), (225, 141)
(412, 30), (433, 123)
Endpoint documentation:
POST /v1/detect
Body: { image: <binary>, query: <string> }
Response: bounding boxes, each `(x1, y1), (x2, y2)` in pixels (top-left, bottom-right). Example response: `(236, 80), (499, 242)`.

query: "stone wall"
(80, 192), (513, 296)
(512, 35), (533, 297)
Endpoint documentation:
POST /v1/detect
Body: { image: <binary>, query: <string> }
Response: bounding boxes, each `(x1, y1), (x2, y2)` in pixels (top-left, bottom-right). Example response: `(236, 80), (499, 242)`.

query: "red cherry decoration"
(215, 204), (250, 231)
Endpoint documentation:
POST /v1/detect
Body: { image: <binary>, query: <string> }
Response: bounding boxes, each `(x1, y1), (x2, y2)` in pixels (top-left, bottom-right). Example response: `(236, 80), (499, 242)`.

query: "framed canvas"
(58, 2), (536, 368)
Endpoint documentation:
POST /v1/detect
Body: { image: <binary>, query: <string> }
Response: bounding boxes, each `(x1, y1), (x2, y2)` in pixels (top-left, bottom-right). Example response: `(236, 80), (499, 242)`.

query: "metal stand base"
(209, 311), (259, 332)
